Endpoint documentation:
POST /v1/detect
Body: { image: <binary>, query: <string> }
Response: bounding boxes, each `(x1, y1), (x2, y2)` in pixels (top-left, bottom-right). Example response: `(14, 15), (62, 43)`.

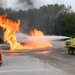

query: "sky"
(35, 0), (75, 11)
(0, 0), (75, 11)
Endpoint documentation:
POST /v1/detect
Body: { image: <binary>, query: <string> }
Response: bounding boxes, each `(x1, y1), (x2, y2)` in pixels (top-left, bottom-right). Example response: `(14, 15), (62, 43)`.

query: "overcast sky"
(36, 0), (75, 11)
(1, 0), (75, 11)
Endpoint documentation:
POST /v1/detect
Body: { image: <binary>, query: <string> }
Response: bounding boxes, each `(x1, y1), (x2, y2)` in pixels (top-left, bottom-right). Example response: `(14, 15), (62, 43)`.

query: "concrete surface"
(0, 41), (74, 75)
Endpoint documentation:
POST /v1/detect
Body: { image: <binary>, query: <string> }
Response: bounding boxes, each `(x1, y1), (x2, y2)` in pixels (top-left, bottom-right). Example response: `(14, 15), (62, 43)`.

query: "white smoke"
(16, 33), (29, 43)
(0, 0), (37, 10)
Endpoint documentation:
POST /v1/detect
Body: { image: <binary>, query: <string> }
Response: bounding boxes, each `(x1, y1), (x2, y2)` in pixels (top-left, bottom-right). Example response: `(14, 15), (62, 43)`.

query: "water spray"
(16, 33), (70, 43)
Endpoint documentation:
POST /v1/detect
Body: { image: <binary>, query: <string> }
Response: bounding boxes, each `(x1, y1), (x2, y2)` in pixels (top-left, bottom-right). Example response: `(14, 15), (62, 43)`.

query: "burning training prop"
(0, 14), (53, 50)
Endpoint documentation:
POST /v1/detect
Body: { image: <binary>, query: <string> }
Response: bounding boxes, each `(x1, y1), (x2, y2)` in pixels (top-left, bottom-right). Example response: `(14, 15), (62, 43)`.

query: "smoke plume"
(0, 0), (36, 10)
(0, 0), (7, 7)
(16, 0), (35, 10)
(17, 0), (34, 5)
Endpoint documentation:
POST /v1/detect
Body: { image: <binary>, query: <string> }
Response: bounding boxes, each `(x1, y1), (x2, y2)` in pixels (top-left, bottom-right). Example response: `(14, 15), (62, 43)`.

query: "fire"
(30, 29), (44, 36)
(0, 14), (53, 50)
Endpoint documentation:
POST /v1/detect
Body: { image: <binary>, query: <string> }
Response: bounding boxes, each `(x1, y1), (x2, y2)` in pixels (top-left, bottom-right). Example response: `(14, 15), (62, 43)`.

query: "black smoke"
(16, 0), (35, 9)
(17, 0), (34, 5)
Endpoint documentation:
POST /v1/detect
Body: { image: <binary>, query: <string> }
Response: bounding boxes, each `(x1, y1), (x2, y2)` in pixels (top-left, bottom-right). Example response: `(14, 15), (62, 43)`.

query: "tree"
(62, 13), (75, 36)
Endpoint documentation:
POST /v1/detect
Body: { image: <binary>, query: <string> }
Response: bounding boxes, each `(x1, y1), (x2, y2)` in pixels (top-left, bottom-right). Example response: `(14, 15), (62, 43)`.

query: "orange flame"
(0, 14), (53, 50)
(30, 29), (44, 36)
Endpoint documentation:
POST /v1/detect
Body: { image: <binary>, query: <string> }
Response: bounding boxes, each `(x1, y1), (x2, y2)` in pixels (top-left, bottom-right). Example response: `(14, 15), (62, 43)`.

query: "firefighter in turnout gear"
(0, 52), (2, 66)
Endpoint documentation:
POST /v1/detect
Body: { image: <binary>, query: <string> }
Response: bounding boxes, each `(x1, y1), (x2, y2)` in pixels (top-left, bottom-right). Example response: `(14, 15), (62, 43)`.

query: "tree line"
(0, 4), (75, 39)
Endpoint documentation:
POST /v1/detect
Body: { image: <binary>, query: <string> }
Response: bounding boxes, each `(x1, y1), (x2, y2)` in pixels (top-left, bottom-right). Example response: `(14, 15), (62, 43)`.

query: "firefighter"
(0, 52), (2, 66)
